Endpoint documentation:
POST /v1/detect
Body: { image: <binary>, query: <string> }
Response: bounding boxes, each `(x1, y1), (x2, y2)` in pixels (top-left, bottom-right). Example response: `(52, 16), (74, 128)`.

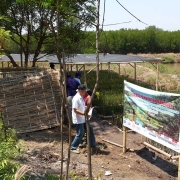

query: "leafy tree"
(0, 0), (95, 66)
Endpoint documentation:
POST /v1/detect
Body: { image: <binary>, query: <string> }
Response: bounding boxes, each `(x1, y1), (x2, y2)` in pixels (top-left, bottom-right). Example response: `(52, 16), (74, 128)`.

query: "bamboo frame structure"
(0, 69), (61, 133)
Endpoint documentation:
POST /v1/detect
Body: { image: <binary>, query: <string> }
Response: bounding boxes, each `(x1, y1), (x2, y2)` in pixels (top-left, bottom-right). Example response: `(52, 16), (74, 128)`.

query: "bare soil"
(17, 110), (178, 180)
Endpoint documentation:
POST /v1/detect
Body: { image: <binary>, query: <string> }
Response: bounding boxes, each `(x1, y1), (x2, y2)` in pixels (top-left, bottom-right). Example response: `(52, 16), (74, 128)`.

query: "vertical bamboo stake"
(134, 62), (136, 81)
(123, 125), (127, 153)
(85, 1), (100, 179)
(118, 63), (120, 75)
(70, 64), (72, 72)
(156, 62), (159, 91)
(108, 62), (110, 71)
(83, 64), (87, 86)
(178, 155), (180, 180)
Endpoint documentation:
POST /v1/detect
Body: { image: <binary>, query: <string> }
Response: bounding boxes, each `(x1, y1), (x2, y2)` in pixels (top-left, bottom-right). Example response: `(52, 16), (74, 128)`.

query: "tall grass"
(83, 70), (124, 115)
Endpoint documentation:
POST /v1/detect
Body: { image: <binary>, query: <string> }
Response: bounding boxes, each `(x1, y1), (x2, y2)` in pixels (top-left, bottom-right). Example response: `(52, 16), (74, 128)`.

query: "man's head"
(75, 71), (82, 78)
(77, 84), (88, 96)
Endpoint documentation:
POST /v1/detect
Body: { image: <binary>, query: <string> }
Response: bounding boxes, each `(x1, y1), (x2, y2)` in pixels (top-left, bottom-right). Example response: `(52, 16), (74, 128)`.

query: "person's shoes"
(79, 142), (87, 148)
(70, 149), (80, 154)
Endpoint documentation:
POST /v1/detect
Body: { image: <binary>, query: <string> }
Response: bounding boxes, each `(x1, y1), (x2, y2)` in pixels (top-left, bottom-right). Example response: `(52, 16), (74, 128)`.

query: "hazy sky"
(90, 0), (180, 31)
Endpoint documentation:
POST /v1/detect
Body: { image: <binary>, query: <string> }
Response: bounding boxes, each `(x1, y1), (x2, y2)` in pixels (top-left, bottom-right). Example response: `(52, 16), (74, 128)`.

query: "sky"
(89, 0), (180, 31)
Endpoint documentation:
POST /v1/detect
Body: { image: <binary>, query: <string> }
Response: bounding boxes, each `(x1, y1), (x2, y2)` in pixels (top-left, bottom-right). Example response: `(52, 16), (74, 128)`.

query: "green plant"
(70, 171), (87, 180)
(162, 53), (175, 63)
(0, 113), (22, 180)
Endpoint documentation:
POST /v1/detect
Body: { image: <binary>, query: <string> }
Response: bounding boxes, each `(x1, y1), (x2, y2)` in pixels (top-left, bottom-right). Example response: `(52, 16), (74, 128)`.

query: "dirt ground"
(17, 110), (179, 180)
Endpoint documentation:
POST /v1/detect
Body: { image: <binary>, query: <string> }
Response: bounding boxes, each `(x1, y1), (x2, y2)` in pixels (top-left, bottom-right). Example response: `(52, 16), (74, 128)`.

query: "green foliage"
(80, 69), (158, 127)
(80, 27), (180, 54)
(83, 70), (124, 121)
(0, 113), (22, 180)
(162, 53), (175, 63)
(0, 27), (11, 54)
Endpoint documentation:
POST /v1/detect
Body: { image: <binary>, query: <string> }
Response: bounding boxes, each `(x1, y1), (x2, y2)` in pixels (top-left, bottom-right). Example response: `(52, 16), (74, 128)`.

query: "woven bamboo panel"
(0, 69), (62, 133)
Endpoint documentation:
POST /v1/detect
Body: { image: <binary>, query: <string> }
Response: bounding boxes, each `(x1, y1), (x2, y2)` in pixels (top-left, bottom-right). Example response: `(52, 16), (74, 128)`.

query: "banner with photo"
(123, 81), (180, 153)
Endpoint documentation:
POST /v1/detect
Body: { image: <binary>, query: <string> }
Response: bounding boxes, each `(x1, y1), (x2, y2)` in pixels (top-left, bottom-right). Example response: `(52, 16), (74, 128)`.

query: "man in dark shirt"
(66, 74), (80, 97)
(66, 74), (80, 122)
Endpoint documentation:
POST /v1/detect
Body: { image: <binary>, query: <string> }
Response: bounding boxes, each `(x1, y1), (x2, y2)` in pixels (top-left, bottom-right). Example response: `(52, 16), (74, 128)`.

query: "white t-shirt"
(72, 92), (85, 124)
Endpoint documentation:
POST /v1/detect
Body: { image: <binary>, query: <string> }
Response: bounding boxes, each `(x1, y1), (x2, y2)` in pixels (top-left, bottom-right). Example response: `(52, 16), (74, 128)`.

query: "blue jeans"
(71, 123), (96, 150)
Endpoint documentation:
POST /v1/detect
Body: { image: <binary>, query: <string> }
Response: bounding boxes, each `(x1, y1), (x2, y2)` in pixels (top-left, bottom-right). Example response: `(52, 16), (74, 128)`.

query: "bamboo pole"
(70, 64), (73, 72)
(108, 62), (110, 71)
(123, 126), (127, 153)
(178, 155), (180, 180)
(84, 64), (87, 86)
(156, 63), (159, 91)
(102, 139), (134, 152)
(118, 63), (120, 75)
(134, 62), (136, 81)
(143, 142), (171, 159)
(102, 139), (123, 148)
(171, 155), (179, 159)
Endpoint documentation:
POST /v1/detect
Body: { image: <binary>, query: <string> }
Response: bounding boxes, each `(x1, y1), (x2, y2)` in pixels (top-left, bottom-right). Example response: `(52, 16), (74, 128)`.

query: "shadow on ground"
(135, 147), (178, 177)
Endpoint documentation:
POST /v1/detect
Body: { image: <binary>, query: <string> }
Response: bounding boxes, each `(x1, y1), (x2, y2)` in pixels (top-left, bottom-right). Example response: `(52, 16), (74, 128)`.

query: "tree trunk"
(3, 49), (19, 67)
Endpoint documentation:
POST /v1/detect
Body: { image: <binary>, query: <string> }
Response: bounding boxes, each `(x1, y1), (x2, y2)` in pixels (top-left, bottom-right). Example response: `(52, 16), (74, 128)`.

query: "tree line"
(80, 26), (180, 54)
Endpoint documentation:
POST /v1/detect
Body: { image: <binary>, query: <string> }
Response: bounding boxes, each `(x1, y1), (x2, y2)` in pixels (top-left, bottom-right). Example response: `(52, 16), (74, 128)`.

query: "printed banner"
(123, 81), (180, 153)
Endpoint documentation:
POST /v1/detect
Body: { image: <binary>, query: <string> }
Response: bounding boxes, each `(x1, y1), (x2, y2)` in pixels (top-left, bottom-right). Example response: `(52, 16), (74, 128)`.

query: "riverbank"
(134, 53), (180, 63)
(116, 53), (180, 93)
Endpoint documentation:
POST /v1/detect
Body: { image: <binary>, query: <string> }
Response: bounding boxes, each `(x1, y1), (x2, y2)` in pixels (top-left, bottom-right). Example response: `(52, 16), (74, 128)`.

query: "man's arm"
(73, 108), (84, 115)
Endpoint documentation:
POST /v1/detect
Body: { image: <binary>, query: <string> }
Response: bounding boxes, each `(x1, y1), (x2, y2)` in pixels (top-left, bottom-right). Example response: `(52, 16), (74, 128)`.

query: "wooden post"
(134, 62), (136, 81)
(123, 126), (127, 153)
(108, 62), (110, 71)
(70, 64), (73, 72)
(118, 63), (120, 75)
(178, 155), (180, 180)
(83, 64), (87, 86)
(156, 63), (159, 91)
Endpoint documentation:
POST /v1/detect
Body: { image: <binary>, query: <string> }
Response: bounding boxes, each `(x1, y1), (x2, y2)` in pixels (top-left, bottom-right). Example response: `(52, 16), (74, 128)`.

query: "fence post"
(178, 155), (180, 180)
(123, 126), (127, 153)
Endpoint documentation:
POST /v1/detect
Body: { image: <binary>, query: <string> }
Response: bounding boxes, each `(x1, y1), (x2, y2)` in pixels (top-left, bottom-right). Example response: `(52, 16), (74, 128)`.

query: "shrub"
(162, 53), (175, 63)
(0, 113), (22, 180)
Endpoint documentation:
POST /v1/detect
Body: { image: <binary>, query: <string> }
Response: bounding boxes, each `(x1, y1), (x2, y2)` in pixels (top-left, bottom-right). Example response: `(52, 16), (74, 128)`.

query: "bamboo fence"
(0, 69), (61, 133)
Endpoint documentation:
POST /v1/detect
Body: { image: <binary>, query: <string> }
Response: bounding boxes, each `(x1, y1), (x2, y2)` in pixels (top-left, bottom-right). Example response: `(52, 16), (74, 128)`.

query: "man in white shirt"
(70, 84), (96, 154)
